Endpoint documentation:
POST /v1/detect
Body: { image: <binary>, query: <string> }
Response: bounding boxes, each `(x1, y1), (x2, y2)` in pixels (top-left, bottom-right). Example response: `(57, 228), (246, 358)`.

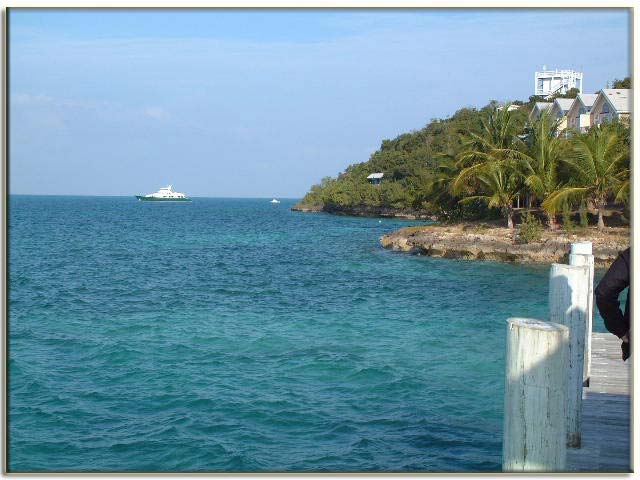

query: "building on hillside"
(566, 93), (598, 133)
(528, 102), (553, 122)
(534, 66), (583, 98)
(367, 172), (384, 185)
(497, 103), (521, 112)
(590, 89), (631, 127)
(550, 98), (575, 135)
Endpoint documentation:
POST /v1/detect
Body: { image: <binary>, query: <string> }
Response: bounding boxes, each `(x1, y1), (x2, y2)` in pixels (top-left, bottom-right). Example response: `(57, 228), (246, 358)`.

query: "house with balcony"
(591, 89), (631, 127)
(534, 66), (583, 98)
(566, 93), (598, 133)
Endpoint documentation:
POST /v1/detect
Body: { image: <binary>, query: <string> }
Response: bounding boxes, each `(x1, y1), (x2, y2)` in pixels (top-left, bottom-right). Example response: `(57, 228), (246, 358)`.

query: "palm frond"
(541, 187), (588, 214)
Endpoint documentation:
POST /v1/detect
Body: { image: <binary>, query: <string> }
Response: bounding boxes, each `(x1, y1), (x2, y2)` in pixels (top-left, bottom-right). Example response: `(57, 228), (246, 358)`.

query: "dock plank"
(566, 332), (631, 472)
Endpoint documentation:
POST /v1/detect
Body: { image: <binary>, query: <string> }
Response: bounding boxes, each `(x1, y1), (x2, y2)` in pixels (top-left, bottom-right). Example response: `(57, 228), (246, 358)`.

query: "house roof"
(567, 93), (600, 119)
(534, 102), (553, 112)
(367, 173), (384, 179)
(577, 93), (598, 108)
(601, 89), (631, 113)
(553, 98), (575, 113)
(529, 102), (553, 121)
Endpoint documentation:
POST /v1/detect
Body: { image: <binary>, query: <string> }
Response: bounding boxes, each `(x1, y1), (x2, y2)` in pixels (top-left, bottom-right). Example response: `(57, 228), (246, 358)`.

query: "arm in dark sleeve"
(595, 248), (630, 338)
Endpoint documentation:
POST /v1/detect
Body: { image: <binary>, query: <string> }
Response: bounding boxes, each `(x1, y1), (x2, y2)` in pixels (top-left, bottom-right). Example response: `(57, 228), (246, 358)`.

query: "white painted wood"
(570, 241), (592, 255)
(549, 263), (590, 448)
(503, 317), (569, 472)
(569, 252), (595, 385)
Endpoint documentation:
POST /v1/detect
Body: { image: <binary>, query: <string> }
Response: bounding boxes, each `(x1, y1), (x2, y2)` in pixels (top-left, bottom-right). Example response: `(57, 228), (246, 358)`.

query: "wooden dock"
(566, 332), (631, 472)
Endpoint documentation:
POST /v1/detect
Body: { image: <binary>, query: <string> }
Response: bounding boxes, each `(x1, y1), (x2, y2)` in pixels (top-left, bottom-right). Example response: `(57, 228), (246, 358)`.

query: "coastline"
(290, 204), (436, 220)
(379, 223), (629, 266)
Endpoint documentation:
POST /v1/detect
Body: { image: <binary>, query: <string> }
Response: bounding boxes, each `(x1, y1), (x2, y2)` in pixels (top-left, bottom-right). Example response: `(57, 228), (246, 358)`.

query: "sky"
(9, 8), (631, 197)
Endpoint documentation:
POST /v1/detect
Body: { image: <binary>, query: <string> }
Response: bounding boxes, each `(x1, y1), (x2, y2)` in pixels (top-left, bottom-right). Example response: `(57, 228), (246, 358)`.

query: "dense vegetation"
(613, 77), (632, 89)
(296, 83), (630, 230)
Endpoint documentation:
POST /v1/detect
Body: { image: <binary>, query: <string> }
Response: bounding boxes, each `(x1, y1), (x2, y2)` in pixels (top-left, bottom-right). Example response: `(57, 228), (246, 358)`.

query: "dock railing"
(568, 241), (595, 386)
(502, 241), (594, 472)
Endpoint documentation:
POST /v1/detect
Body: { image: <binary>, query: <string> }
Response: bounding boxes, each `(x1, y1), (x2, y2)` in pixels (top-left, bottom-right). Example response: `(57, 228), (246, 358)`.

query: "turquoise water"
(8, 196), (608, 472)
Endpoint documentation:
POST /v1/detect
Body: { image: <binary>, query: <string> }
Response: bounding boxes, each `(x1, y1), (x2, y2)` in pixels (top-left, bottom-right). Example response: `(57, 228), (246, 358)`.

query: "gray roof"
(529, 102), (553, 122)
(601, 89), (631, 113)
(577, 93), (598, 108)
(553, 98), (575, 113)
(535, 102), (553, 111)
(367, 172), (384, 179)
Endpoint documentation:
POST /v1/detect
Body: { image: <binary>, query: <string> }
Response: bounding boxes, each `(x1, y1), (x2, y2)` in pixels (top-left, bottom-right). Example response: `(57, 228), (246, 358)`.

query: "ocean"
(7, 196), (609, 472)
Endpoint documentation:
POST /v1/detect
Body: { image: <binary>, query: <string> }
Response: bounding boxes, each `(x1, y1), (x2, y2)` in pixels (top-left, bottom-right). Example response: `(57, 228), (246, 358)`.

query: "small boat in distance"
(135, 185), (191, 202)
(270, 199), (281, 204)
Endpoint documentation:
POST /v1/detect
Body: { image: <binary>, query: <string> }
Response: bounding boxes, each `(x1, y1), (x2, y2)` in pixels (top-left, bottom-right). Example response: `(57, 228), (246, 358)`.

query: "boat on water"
(135, 185), (191, 202)
(270, 199), (281, 204)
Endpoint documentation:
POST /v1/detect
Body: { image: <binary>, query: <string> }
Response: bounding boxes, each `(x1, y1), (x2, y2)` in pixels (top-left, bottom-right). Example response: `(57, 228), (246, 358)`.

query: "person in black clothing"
(595, 247), (631, 361)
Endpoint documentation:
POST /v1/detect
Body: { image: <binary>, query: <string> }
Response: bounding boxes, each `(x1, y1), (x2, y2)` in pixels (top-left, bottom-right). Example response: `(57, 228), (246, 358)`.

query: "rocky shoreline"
(291, 204), (436, 220)
(380, 223), (629, 266)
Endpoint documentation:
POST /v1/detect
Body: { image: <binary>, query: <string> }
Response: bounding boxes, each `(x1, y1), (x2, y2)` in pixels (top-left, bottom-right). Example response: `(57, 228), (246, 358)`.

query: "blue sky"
(9, 8), (630, 197)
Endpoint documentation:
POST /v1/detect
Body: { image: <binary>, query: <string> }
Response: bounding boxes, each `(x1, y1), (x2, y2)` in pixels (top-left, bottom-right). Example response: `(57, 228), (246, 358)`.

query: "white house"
(590, 89), (631, 127)
(367, 172), (384, 185)
(528, 102), (553, 122)
(549, 98), (575, 134)
(497, 104), (521, 112)
(566, 93), (598, 133)
(534, 66), (583, 97)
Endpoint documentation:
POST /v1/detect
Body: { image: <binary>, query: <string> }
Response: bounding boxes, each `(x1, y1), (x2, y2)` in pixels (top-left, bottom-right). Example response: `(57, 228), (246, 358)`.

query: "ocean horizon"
(8, 196), (609, 472)
(9, 194), (303, 199)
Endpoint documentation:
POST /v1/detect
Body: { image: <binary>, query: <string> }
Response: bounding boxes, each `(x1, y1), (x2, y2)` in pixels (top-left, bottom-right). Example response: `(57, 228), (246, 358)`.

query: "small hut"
(367, 173), (384, 185)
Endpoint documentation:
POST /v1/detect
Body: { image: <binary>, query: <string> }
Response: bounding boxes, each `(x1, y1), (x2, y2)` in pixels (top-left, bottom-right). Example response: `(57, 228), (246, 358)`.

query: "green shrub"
(516, 212), (544, 244)
(562, 203), (575, 234)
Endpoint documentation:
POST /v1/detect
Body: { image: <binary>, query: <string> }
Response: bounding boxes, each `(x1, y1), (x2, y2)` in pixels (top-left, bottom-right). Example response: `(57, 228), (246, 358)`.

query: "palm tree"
(499, 111), (566, 229)
(453, 160), (523, 229)
(456, 103), (521, 170)
(542, 126), (628, 230)
(419, 152), (464, 219)
(425, 152), (459, 200)
(615, 167), (630, 204)
(451, 104), (524, 229)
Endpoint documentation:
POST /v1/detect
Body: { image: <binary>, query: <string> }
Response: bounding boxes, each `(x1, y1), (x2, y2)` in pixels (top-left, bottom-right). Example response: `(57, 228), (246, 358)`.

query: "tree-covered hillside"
(297, 101), (527, 216)
(295, 88), (630, 229)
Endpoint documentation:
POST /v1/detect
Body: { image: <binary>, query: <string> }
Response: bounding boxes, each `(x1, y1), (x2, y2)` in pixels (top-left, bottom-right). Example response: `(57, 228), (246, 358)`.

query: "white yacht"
(270, 199), (281, 204)
(135, 185), (191, 202)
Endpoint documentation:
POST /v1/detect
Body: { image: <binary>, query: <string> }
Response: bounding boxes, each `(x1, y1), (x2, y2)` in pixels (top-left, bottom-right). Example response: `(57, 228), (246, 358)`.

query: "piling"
(549, 263), (590, 448)
(503, 317), (569, 472)
(569, 242), (594, 386)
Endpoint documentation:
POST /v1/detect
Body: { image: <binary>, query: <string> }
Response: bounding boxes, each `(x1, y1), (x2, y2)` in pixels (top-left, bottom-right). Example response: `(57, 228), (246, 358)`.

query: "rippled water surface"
(8, 196), (608, 472)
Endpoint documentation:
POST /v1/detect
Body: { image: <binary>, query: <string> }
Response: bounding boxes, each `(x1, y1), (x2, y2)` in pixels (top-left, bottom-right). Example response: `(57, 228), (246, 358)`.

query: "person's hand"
(621, 332), (630, 361)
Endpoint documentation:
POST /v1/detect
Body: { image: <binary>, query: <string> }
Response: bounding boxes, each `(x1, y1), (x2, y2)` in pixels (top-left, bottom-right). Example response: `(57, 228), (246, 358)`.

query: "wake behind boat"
(135, 185), (191, 202)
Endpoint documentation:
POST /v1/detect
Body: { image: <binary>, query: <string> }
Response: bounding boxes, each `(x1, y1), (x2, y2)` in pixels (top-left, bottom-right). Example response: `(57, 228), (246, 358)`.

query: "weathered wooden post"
(503, 318), (569, 472)
(549, 263), (590, 448)
(569, 242), (594, 386)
